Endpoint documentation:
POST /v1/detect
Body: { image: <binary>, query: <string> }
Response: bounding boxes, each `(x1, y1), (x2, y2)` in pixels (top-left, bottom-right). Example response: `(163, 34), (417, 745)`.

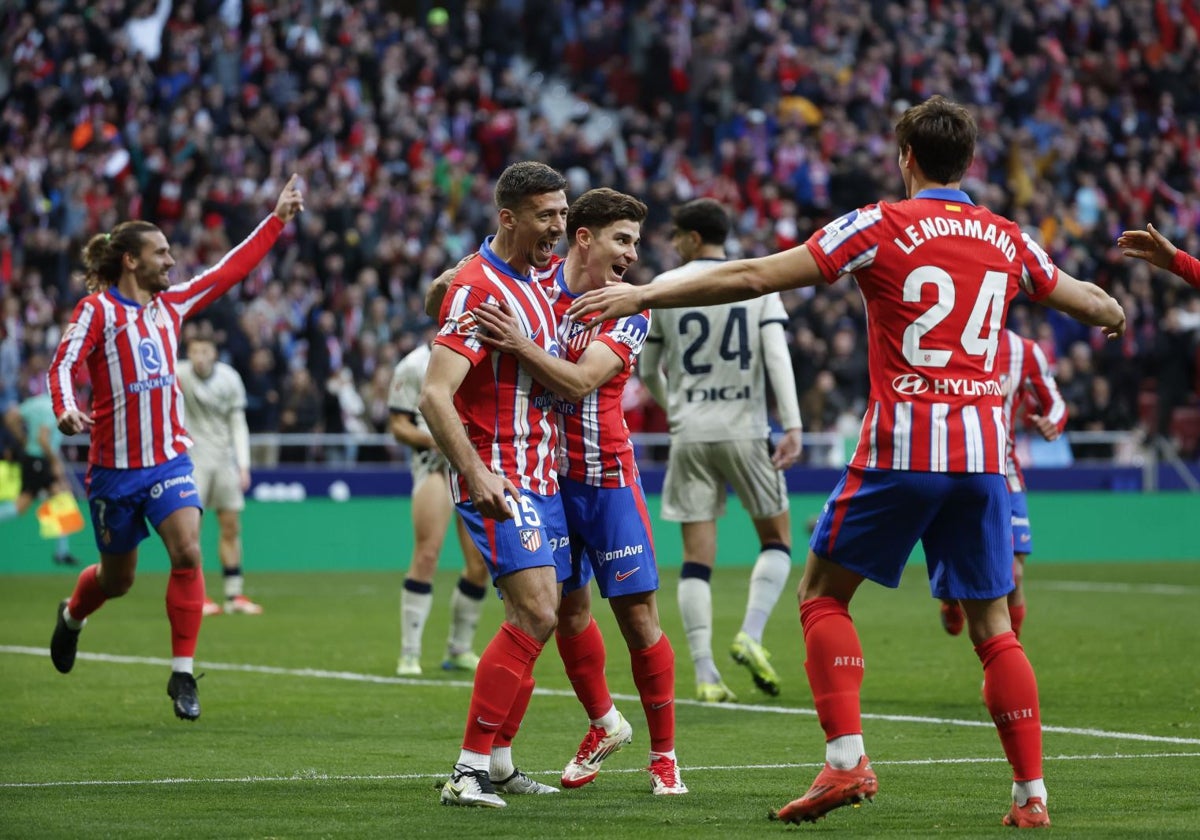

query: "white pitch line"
(5, 645), (1199, 747)
(1034, 580), (1199, 596)
(2, 752), (1198, 790)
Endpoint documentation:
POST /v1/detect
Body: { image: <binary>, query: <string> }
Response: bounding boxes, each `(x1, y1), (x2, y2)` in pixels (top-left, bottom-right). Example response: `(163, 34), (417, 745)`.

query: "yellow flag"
(37, 492), (86, 539)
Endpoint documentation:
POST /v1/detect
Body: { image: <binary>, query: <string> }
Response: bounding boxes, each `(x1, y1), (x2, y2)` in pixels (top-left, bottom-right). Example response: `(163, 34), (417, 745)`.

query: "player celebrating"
(47, 175), (304, 721)
(938, 328), (1066, 639)
(568, 96), (1125, 828)
(176, 333), (265, 617)
(421, 161), (569, 808)
(640, 198), (803, 703)
(388, 331), (488, 676)
(472, 187), (685, 795)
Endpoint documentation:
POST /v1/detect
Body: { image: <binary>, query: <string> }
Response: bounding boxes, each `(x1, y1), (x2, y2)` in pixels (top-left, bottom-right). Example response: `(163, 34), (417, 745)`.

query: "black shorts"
(19, 454), (54, 496)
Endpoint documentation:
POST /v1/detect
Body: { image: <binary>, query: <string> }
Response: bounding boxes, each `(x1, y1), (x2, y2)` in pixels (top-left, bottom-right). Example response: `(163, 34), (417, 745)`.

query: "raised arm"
(1119, 223), (1200, 289)
(567, 245), (826, 324)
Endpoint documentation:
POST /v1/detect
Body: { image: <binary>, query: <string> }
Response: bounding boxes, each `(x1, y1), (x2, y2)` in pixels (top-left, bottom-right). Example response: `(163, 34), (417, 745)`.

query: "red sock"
(800, 596), (864, 739)
(556, 617), (612, 720)
(494, 658), (536, 749)
(463, 622), (543, 754)
(68, 564), (108, 620)
(630, 633), (675, 754)
(1008, 604), (1027, 639)
(166, 567), (205, 658)
(976, 631), (1042, 781)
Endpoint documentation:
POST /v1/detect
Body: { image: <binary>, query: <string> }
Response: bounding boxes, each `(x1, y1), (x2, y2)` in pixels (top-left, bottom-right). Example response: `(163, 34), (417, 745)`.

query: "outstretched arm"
(567, 245), (826, 324)
(1119, 223), (1200, 289)
(1041, 271), (1125, 339)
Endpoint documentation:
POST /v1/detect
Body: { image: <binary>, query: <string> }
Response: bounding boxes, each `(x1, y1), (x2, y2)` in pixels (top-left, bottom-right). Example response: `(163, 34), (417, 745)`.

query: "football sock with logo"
(166, 566), (205, 659)
(222, 565), (245, 599)
(1008, 603), (1027, 639)
(448, 577), (486, 655)
(67, 563), (108, 623)
(678, 563), (718, 683)
(494, 658), (537, 750)
(630, 632), (676, 753)
(461, 622), (543, 755)
(556, 617), (612, 720)
(740, 543), (791, 640)
(800, 596), (864, 746)
(976, 631), (1043, 783)
(400, 579), (433, 657)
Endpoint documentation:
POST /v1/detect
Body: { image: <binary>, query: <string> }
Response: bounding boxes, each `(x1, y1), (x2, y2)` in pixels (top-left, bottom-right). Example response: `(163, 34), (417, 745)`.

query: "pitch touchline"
(1035, 580), (1198, 596)
(4, 645), (1199, 747)
(2, 752), (1198, 790)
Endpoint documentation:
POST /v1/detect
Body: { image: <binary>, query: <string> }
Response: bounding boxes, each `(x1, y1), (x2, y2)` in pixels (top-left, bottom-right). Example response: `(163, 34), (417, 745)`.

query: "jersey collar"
(106, 288), (145, 309)
(912, 187), (974, 205)
(479, 236), (536, 283)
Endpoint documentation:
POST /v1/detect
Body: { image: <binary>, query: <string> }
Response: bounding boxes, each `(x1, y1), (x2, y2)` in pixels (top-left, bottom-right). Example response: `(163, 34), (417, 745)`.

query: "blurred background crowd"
(2, 0), (1199, 463)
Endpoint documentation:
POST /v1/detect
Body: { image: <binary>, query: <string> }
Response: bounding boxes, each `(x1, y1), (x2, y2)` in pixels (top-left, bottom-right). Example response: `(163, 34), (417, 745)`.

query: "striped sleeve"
(162, 215), (284, 320)
(1023, 340), (1067, 432)
(47, 298), (101, 417)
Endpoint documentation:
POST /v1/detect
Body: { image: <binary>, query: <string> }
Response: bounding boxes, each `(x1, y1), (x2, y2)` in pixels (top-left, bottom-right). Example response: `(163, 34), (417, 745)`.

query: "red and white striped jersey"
(540, 264), (649, 488)
(48, 215), (284, 469)
(804, 189), (1059, 474)
(434, 238), (561, 500)
(998, 329), (1067, 491)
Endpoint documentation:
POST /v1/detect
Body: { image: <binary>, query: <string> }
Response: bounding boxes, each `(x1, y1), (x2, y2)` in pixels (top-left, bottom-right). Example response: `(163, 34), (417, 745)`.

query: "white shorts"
(411, 448), (450, 490)
(661, 439), (788, 522)
(192, 456), (244, 513)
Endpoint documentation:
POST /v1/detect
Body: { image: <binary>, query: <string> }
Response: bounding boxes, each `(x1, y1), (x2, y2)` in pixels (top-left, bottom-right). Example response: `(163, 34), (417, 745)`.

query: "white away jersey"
(647, 259), (790, 443)
(176, 360), (247, 461)
(388, 343), (432, 436)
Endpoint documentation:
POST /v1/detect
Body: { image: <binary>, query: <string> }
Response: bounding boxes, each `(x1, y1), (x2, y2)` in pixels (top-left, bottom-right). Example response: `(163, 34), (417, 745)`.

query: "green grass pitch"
(2, 561), (1198, 838)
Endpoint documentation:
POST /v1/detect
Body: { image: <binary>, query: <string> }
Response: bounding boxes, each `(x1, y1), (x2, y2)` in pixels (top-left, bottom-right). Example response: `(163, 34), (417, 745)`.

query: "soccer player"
(938, 328), (1066, 640)
(0, 392), (81, 566)
(420, 161), (570, 808)
(639, 198), (803, 703)
(568, 96), (1125, 828)
(1118, 223), (1200, 288)
(472, 187), (686, 795)
(175, 333), (264, 617)
(47, 175), (304, 721)
(388, 333), (488, 676)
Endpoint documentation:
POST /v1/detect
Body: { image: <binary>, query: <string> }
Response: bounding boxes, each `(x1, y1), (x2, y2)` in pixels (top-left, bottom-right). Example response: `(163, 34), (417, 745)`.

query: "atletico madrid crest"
(520, 528), (542, 552)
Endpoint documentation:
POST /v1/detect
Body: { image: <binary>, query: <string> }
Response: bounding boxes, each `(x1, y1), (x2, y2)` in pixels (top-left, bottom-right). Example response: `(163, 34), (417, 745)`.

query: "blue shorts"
(457, 491), (571, 584)
(1010, 491), (1033, 555)
(559, 477), (660, 599)
(85, 454), (201, 554)
(809, 467), (1013, 601)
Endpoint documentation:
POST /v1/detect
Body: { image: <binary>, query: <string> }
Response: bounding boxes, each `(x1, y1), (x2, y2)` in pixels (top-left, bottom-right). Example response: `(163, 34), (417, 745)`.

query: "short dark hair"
(670, 199), (730, 245)
(493, 161), (568, 212)
(80, 221), (161, 293)
(894, 95), (977, 185)
(566, 188), (648, 242)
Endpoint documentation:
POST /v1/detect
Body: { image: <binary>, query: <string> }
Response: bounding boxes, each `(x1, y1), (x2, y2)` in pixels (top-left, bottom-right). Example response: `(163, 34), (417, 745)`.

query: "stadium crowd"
(2, 0), (1200, 460)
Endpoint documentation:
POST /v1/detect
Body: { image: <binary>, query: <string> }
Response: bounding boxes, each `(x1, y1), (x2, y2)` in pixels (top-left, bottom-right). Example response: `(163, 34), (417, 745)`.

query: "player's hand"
(566, 284), (644, 326)
(56, 409), (93, 436)
(466, 469), (521, 522)
(772, 428), (803, 470)
(1117, 223), (1176, 270)
(473, 301), (527, 353)
(273, 174), (305, 223)
(1029, 414), (1060, 442)
(1101, 308), (1127, 340)
(239, 468), (251, 492)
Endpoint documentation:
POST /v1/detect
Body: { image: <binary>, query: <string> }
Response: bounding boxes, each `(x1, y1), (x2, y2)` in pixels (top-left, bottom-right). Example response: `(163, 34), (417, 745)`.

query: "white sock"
(63, 604), (86, 630)
(740, 547), (791, 639)
(171, 657), (194, 674)
(678, 576), (718, 683)
(591, 704), (619, 732)
(649, 749), (677, 762)
(401, 586), (433, 658)
(456, 749), (489, 773)
(1013, 778), (1048, 806)
(489, 746), (514, 780)
(825, 734), (865, 770)
(447, 583), (484, 656)
(223, 572), (244, 600)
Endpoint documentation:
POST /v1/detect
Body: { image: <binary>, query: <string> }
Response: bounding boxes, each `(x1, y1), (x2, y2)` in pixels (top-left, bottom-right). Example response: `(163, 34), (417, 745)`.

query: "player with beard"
(47, 175), (304, 721)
